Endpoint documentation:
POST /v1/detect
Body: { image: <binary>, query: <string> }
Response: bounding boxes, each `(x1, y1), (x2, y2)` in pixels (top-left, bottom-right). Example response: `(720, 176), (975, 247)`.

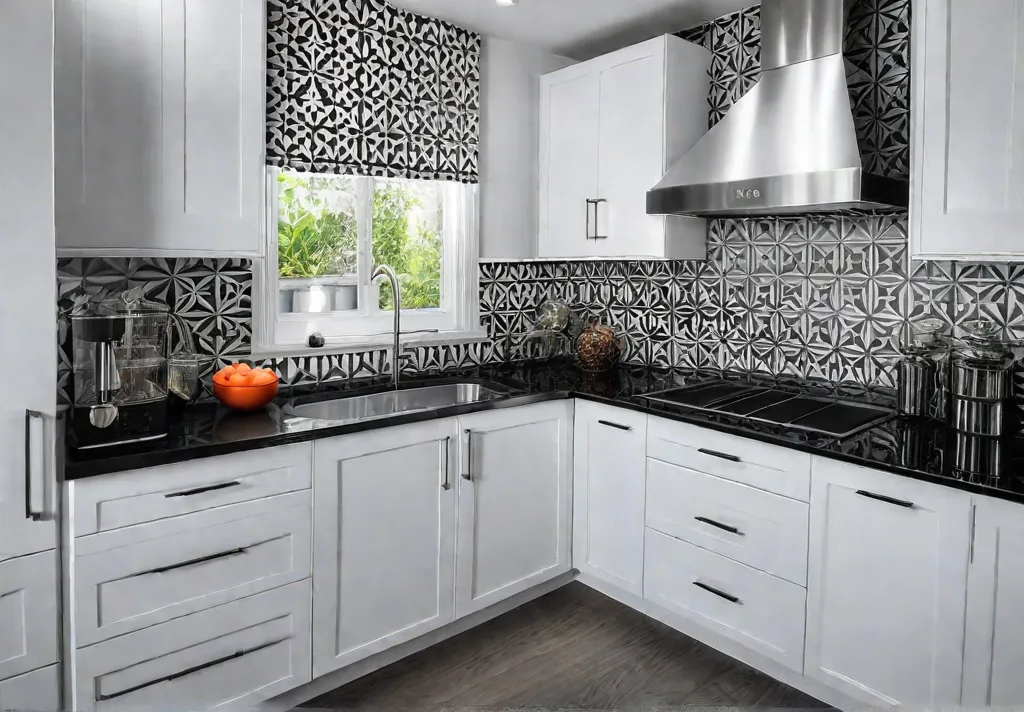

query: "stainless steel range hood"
(647, 0), (908, 217)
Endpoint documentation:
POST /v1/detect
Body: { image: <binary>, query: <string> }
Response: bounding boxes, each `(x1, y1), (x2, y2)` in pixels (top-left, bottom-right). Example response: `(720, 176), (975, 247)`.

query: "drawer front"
(0, 664), (60, 711)
(73, 443), (312, 535)
(646, 459), (809, 585)
(77, 580), (312, 712)
(76, 491), (311, 646)
(647, 417), (811, 501)
(643, 528), (806, 673)
(0, 550), (58, 681)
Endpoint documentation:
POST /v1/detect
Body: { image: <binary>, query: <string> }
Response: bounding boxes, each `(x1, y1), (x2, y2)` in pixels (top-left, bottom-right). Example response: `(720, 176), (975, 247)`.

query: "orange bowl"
(213, 380), (279, 411)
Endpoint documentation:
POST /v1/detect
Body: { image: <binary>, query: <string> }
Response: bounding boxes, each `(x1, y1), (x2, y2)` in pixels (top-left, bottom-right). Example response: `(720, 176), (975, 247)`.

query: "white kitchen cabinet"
(804, 457), (971, 707)
(312, 420), (459, 678)
(0, 0), (58, 563)
(539, 35), (710, 259)
(962, 496), (1024, 706)
(0, 665), (60, 712)
(572, 402), (647, 595)
(0, 551), (60, 683)
(911, 0), (1024, 259)
(54, 0), (264, 256)
(455, 401), (573, 618)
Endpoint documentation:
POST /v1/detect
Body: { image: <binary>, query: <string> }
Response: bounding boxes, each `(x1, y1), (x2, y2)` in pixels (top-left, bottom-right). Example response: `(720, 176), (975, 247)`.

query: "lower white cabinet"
(644, 528), (807, 673)
(963, 495), (1024, 706)
(572, 401), (647, 595)
(804, 457), (971, 707)
(0, 664), (60, 711)
(0, 550), (59, 683)
(76, 581), (311, 711)
(312, 420), (458, 677)
(455, 401), (573, 617)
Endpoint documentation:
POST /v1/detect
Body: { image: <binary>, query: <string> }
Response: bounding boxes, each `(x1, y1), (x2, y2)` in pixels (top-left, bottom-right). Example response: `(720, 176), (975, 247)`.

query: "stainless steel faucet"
(372, 265), (408, 390)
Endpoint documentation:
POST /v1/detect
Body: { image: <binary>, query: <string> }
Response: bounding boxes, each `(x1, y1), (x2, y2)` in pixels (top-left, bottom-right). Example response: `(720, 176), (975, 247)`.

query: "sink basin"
(286, 383), (508, 423)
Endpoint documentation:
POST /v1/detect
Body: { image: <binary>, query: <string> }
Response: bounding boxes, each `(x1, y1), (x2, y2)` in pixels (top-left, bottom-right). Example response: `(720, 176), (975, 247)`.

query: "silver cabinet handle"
(24, 410), (46, 521)
(461, 429), (473, 481)
(440, 436), (451, 490)
(585, 199), (608, 240)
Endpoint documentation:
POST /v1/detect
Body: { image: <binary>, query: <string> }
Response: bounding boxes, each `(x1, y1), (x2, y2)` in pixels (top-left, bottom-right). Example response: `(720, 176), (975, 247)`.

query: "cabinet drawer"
(0, 550), (58, 682)
(72, 443), (312, 535)
(76, 580), (311, 712)
(646, 459), (809, 585)
(75, 491), (311, 646)
(0, 664), (60, 712)
(647, 417), (810, 501)
(644, 528), (806, 673)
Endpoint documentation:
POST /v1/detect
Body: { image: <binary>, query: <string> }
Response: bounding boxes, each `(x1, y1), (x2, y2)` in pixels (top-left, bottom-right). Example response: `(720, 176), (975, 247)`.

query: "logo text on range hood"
(647, 0), (909, 218)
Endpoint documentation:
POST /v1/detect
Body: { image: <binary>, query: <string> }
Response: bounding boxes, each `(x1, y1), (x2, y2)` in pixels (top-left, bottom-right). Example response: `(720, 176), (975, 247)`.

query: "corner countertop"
(63, 360), (1024, 505)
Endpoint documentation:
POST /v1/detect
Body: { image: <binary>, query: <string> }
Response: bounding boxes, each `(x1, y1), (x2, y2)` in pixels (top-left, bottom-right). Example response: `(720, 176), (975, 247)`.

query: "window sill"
(249, 329), (490, 360)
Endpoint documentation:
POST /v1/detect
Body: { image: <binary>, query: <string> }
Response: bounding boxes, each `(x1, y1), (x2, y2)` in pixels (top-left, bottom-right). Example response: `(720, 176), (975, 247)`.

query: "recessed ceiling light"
(495, 0), (518, 6)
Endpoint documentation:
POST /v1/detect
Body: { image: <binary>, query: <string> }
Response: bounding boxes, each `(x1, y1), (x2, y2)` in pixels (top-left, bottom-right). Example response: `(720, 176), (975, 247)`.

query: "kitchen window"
(254, 168), (480, 350)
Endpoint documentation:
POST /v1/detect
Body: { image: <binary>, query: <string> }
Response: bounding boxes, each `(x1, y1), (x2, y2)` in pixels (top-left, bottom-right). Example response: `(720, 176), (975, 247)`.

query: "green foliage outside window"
(277, 173), (442, 311)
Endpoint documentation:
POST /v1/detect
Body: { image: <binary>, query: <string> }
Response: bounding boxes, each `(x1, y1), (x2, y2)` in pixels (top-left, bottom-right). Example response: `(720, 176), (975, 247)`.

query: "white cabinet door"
(912, 0), (1024, 259)
(963, 496), (1024, 706)
(455, 401), (573, 618)
(0, 551), (59, 683)
(596, 45), (665, 258)
(312, 420), (458, 677)
(0, 0), (58, 561)
(54, 0), (264, 256)
(0, 665), (60, 712)
(539, 69), (599, 258)
(572, 401), (647, 595)
(805, 457), (971, 707)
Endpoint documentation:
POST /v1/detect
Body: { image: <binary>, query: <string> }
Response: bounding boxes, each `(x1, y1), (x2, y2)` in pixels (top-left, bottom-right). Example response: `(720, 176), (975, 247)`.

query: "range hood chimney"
(647, 0), (908, 217)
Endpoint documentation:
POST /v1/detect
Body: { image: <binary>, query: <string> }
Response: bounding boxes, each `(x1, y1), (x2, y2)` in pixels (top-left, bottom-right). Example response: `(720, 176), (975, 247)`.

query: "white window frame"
(253, 167), (481, 353)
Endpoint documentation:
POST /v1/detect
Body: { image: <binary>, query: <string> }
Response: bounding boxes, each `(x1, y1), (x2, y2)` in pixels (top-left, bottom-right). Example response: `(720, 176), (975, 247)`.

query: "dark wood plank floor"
(302, 582), (831, 711)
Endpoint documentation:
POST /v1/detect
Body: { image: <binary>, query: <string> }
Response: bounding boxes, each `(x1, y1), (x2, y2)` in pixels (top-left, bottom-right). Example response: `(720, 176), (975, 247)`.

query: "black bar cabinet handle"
(856, 490), (914, 509)
(694, 516), (742, 536)
(698, 448), (741, 463)
(693, 581), (740, 604)
(143, 547), (248, 576)
(165, 481), (242, 498)
(598, 420), (632, 432)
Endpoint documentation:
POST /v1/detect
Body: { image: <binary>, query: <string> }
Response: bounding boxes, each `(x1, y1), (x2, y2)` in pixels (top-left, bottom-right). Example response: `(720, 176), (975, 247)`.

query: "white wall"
(479, 37), (575, 259)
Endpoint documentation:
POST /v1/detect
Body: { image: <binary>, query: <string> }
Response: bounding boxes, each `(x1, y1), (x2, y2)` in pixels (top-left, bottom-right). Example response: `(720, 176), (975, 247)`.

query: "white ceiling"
(387, 0), (757, 59)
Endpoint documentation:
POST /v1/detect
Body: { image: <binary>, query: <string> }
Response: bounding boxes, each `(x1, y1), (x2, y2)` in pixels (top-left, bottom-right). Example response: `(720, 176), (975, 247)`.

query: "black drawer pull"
(143, 547), (247, 576)
(598, 420), (632, 432)
(96, 636), (291, 701)
(165, 481), (241, 498)
(698, 448), (741, 463)
(856, 490), (914, 509)
(693, 581), (740, 604)
(695, 516), (742, 536)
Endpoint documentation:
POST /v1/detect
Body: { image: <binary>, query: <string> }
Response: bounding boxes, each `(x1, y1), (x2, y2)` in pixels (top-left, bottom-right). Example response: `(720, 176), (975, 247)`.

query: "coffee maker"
(70, 291), (173, 449)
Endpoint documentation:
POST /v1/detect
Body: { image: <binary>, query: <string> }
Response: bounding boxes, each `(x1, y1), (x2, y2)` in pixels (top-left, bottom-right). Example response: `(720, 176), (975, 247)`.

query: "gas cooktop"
(643, 380), (894, 440)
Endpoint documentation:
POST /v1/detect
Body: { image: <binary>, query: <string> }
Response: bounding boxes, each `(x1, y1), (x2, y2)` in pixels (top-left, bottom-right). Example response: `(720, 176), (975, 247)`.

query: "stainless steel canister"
(950, 357), (1013, 437)
(897, 356), (934, 417)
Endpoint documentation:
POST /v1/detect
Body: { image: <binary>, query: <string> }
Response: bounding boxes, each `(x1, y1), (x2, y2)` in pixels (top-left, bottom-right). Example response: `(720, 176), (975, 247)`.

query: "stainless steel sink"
(286, 383), (507, 423)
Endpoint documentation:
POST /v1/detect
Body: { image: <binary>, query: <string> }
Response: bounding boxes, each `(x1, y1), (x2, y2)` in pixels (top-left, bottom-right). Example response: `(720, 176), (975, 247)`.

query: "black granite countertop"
(63, 360), (1024, 504)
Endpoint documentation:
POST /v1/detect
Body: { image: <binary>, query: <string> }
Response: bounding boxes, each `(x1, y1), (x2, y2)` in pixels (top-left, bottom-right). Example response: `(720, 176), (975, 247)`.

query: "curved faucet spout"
(372, 265), (404, 390)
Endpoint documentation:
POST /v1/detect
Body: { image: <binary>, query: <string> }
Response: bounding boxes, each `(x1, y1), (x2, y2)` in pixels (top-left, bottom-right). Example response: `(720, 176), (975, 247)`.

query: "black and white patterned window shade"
(266, 0), (482, 183)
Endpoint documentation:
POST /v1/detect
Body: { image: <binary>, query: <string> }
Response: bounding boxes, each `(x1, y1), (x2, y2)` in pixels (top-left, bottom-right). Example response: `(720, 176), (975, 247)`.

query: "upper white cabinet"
(911, 0), (1024, 260)
(455, 402), (573, 618)
(963, 496), (1024, 706)
(572, 401), (647, 596)
(539, 35), (710, 259)
(54, 0), (264, 256)
(804, 457), (971, 707)
(312, 420), (458, 678)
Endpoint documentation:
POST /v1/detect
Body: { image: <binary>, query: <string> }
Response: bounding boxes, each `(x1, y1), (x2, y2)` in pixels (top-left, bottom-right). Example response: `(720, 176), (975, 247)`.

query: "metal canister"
(896, 355), (935, 418)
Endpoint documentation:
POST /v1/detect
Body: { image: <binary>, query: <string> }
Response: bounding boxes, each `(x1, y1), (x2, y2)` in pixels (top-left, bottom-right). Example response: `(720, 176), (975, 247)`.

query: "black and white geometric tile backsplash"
(53, 0), (1024, 411)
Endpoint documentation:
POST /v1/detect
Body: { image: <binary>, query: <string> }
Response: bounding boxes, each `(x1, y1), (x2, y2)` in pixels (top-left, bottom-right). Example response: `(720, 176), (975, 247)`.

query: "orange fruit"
(228, 373), (248, 385)
(235, 363), (251, 375)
